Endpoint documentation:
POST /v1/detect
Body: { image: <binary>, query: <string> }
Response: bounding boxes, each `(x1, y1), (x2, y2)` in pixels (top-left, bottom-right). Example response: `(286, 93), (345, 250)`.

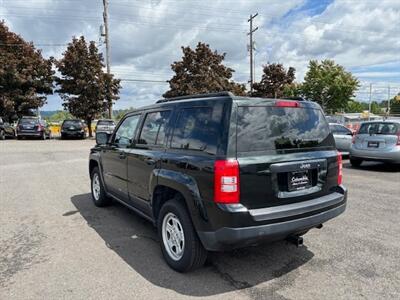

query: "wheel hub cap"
(92, 174), (100, 201)
(162, 213), (185, 261)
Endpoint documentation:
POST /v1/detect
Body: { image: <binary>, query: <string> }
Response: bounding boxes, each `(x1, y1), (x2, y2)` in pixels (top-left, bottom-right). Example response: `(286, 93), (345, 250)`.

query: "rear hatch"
(96, 120), (115, 132)
(18, 118), (40, 133)
(62, 120), (83, 132)
(235, 101), (339, 209)
(354, 122), (399, 151)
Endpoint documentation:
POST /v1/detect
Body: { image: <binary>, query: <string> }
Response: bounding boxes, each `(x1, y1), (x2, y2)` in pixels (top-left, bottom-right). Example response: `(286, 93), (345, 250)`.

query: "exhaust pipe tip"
(286, 235), (303, 247)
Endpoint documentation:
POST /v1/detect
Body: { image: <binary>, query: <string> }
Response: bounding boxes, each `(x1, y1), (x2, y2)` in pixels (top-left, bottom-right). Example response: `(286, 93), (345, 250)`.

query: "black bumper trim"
(249, 192), (344, 221)
(198, 200), (346, 251)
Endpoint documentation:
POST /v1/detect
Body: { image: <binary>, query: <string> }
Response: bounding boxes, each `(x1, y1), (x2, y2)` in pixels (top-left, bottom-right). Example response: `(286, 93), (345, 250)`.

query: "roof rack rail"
(156, 91), (234, 103)
(281, 97), (308, 101)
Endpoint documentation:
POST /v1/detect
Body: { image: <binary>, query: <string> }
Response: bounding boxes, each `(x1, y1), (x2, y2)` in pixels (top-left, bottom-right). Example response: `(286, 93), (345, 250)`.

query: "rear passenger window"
(138, 111), (171, 145)
(171, 107), (219, 155)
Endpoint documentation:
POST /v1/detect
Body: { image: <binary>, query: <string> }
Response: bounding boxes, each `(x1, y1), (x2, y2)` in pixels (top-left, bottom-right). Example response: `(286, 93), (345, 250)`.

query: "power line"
(120, 79), (168, 83)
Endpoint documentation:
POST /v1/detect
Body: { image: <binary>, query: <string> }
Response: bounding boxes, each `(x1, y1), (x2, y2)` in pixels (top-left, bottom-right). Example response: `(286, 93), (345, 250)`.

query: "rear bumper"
(350, 146), (400, 163)
(198, 189), (347, 251)
(61, 131), (85, 137)
(17, 132), (42, 137)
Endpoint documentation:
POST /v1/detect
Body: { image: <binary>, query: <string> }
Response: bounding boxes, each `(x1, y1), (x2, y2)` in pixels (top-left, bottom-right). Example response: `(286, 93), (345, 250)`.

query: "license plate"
(368, 141), (379, 148)
(288, 171), (311, 192)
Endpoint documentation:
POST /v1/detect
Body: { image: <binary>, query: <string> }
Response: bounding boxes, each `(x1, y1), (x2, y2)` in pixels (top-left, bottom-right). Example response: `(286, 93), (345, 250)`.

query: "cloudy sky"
(1, 0), (399, 110)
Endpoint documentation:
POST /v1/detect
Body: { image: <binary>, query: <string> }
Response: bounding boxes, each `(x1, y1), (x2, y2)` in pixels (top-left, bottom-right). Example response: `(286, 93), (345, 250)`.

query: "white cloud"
(1, 0), (399, 109)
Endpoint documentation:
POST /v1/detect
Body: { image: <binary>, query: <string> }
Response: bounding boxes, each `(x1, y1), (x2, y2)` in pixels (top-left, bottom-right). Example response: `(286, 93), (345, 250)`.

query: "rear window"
(97, 120), (115, 126)
(237, 106), (332, 152)
(19, 118), (38, 125)
(63, 120), (82, 127)
(171, 107), (221, 155)
(358, 122), (399, 135)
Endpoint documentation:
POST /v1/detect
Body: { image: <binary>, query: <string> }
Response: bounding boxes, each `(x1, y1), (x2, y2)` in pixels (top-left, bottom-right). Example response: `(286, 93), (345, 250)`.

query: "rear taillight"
(37, 124), (43, 131)
(276, 100), (300, 108)
(337, 152), (343, 185)
(214, 160), (240, 204)
(396, 132), (400, 146)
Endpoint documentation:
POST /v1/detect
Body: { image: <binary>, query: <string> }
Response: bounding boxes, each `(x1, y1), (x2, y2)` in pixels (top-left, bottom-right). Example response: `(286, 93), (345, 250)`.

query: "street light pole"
(102, 0), (112, 119)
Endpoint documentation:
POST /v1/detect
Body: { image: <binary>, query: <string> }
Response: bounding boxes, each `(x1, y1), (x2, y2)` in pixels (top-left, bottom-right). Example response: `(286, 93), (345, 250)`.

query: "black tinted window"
(358, 122), (399, 135)
(63, 120), (82, 127)
(138, 111), (171, 145)
(237, 106), (332, 152)
(114, 115), (141, 147)
(171, 107), (220, 154)
(19, 118), (38, 125)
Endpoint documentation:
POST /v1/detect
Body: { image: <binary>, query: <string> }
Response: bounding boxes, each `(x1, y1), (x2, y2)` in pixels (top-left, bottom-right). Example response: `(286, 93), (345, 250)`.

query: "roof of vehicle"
(97, 119), (114, 122)
(63, 119), (83, 122)
(329, 123), (346, 126)
(126, 92), (321, 114)
(360, 119), (400, 124)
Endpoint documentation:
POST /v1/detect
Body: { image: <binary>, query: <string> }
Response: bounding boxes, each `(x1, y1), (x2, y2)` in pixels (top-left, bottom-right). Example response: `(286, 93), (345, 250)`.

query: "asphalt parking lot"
(0, 139), (399, 300)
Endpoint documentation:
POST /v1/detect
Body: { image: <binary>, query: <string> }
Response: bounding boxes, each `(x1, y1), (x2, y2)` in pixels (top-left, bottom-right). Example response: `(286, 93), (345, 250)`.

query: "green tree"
(390, 94), (400, 115)
(301, 60), (359, 112)
(283, 82), (302, 98)
(0, 21), (54, 121)
(370, 101), (382, 115)
(45, 110), (73, 123)
(55, 36), (120, 137)
(163, 42), (246, 98)
(346, 100), (364, 113)
(114, 107), (135, 121)
(252, 63), (296, 98)
(104, 73), (121, 119)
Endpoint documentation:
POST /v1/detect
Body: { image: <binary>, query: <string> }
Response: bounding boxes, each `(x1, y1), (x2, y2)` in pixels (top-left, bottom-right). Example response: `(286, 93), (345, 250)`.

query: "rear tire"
(0, 130), (5, 140)
(90, 167), (112, 207)
(158, 196), (207, 272)
(350, 158), (362, 167)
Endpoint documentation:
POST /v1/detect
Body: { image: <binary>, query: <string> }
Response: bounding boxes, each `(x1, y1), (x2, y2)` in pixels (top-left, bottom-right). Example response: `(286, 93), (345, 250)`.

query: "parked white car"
(350, 120), (400, 166)
(96, 119), (116, 135)
(329, 123), (354, 155)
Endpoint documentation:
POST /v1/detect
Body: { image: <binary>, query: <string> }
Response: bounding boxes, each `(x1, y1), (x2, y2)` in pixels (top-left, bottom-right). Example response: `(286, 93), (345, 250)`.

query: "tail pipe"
(286, 235), (303, 247)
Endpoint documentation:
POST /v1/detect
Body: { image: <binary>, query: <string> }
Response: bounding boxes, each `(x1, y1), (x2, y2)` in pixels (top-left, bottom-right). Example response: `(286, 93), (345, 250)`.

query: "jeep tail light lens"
(276, 100), (300, 108)
(337, 152), (343, 185)
(214, 160), (240, 203)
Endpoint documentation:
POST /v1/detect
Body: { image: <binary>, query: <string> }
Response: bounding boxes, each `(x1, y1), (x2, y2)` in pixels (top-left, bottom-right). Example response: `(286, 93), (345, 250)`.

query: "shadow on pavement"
(71, 193), (314, 297)
(343, 161), (400, 172)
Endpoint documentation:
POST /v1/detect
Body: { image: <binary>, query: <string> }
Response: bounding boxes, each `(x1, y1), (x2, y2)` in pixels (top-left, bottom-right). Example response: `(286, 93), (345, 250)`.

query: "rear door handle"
(119, 152), (126, 159)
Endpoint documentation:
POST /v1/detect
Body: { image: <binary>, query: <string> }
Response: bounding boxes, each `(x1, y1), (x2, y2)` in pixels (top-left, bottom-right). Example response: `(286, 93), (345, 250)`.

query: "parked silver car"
(350, 120), (400, 166)
(95, 119), (115, 135)
(329, 123), (354, 155)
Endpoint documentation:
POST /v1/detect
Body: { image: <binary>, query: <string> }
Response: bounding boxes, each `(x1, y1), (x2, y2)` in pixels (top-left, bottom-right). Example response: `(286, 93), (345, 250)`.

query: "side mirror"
(96, 132), (111, 145)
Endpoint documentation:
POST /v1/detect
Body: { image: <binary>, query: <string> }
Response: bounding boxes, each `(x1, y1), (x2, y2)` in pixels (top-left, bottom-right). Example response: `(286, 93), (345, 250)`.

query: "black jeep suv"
(89, 92), (347, 272)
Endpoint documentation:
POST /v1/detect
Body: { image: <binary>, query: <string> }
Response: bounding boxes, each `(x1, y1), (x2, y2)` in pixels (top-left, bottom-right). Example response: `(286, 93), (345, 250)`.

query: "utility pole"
(102, 0), (112, 119)
(387, 85), (391, 116)
(368, 83), (372, 121)
(247, 13), (258, 94)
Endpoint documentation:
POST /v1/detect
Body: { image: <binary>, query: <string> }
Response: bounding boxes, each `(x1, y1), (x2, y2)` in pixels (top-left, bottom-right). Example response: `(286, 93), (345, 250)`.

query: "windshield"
(237, 106), (333, 152)
(63, 120), (82, 127)
(358, 122), (399, 135)
(97, 120), (115, 126)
